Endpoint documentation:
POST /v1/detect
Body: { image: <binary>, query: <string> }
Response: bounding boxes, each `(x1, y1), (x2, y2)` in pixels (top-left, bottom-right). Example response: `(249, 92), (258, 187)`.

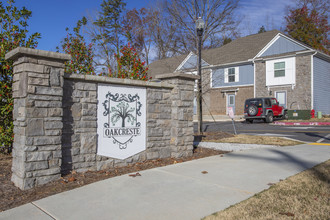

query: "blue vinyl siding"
(260, 36), (306, 57)
(313, 57), (330, 115)
(180, 54), (208, 70)
(212, 64), (254, 87)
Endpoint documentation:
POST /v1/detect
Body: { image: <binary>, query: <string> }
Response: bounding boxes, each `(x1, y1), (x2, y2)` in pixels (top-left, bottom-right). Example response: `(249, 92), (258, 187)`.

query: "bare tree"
(84, 12), (118, 74)
(148, 4), (182, 60)
(294, 0), (330, 15)
(122, 8), (156, 65)
(163, 0), (241, 53)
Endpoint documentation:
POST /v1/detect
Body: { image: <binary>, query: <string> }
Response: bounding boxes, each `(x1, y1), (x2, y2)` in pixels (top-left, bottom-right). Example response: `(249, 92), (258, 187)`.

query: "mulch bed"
(0, 133), (230, 212)
(194, 131), (234, 142)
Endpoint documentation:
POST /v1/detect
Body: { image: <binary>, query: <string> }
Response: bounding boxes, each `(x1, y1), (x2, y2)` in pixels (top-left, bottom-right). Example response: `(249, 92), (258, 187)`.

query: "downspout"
(252, 59), (256, 98)
(310, 51), (317, 110)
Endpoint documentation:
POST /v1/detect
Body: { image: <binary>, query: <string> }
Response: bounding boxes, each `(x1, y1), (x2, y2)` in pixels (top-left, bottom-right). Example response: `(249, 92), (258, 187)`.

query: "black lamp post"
(196, 17), (204, 135)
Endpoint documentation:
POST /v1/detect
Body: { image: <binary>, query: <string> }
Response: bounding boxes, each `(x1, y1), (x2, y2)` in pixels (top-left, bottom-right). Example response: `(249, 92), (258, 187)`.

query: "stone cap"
(155, 72), (200, 80)
(5, 47), (71, 61)
(64, 73), (175, 89)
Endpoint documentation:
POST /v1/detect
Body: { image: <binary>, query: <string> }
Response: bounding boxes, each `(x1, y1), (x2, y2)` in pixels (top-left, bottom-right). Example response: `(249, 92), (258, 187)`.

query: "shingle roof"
(202, 30), (281, 65)
(148, 54), (188, 79)
(148, 30), (281, 76)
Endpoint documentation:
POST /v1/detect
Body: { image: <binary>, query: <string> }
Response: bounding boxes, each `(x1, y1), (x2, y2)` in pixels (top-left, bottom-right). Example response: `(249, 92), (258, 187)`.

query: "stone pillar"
(155, 73), (199, 158)
(6, 47), (70, 189)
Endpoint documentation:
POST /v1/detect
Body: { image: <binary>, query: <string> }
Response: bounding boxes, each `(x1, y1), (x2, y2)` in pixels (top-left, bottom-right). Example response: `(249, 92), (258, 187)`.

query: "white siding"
(266, 57), (295, 86)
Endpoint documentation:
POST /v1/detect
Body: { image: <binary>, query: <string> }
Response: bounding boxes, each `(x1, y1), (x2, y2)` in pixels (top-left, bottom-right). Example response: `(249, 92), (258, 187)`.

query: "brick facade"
(205, 86), (253, 115)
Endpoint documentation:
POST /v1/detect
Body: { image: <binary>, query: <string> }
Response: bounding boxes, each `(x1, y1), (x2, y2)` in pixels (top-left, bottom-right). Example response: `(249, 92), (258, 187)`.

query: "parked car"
(244, 97), (288, 123)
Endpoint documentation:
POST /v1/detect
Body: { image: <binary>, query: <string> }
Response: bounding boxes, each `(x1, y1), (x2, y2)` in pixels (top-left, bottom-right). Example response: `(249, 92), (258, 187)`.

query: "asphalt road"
(194, 120), (330, 144)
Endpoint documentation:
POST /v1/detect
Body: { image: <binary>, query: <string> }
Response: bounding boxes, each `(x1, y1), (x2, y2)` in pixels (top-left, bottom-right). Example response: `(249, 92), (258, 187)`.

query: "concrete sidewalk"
(1, 144), (330, 220)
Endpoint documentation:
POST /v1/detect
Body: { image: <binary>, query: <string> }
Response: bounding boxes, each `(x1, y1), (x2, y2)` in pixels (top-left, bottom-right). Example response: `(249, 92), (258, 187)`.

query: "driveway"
(195, 121), (330, 143)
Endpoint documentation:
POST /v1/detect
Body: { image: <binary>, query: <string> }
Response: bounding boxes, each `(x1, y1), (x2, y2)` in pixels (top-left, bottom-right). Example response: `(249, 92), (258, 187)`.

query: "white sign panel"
(97, 84), (146, 159)
(228, 107), (234, 119)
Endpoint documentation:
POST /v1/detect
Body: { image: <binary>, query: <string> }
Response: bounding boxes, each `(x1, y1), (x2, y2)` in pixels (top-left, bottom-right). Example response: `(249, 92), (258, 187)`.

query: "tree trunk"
(122, 117), (126, 127)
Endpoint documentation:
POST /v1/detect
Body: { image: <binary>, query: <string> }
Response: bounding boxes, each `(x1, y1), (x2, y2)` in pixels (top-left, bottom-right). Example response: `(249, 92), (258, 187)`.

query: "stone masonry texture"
(7, 48), (70, 190)
(7, 48), (197, 189)
(255, 54), (312, 110)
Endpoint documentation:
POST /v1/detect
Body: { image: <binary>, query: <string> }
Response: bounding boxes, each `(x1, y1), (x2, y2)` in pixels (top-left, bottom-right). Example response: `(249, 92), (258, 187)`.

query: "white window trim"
(212, 84), (253, 89)
(175, 52), (194, 71)
(274, 61), (285, 77)
(224, 67), (239, 83)
(210, 69), (213, 88)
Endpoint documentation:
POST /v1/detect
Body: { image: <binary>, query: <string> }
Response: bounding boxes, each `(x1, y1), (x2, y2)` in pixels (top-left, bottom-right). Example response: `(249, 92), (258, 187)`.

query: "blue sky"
(13, 0), (295, 52)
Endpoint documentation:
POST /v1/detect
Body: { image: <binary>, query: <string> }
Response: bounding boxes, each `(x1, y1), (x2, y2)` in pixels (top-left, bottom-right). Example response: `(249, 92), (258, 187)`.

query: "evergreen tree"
(258, 26), (266, 34)
(285, 6), (329, 54)
(58, 17), (95, 75)
(93, 0), (126, 74)
(0, 0), (40, 153)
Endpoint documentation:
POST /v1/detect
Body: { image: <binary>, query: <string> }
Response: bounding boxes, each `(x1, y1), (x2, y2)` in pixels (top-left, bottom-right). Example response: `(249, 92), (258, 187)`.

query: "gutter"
(311, 51), (317, 110)
(206, 60), (252, 69)
(252, 59), (256, 98)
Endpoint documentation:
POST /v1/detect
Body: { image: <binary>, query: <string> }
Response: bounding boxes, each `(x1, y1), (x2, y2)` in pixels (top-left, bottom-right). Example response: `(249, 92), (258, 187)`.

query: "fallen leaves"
(201, 171), (208, 174)
(279, 212), (295, 217)
(60, 173), (77, 184)
(68, 176), (76, 182)
(129, 172), (141, 177)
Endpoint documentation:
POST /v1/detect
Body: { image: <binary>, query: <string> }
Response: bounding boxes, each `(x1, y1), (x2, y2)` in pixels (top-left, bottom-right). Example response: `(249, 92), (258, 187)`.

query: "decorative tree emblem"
(102, 92), (142, 150)
(110, 101), (136, 127)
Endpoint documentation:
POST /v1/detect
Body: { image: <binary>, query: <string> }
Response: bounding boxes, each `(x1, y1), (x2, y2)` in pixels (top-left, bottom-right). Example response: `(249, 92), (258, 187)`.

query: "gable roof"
(148, 30), (318, 76)
(148, 54), (188, 79)
(201, 30), (282, 65)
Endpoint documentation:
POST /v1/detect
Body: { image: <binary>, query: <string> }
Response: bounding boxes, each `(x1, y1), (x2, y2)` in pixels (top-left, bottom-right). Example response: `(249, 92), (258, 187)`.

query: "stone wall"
(6, 47), (198, 190)
(7, 48), (69, 189)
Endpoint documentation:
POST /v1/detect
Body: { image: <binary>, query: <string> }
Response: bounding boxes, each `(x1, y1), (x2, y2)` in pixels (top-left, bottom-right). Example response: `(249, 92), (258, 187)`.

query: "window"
(228, 68), (235, 82)
(274, 62), (285, 77)
(264, 99), (271, 107)
(229, 95), (234, 105)
(271, 98), (277, 105)
(224, 67), (239, 83)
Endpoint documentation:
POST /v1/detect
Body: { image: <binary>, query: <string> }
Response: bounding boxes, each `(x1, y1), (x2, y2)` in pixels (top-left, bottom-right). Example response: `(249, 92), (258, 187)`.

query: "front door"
(228, 94), (235, 114)
(276, 91), (287, 108)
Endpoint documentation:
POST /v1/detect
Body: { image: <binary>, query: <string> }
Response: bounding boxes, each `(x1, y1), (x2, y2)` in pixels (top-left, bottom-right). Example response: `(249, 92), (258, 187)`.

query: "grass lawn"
(203, 134), (304, 146)
(203, 160), (330, 220)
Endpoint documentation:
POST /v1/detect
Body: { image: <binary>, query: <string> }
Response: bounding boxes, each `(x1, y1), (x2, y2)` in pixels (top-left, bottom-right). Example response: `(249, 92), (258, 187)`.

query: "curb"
(194, 141), (278, 152)
(274, 121), (330, 126)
